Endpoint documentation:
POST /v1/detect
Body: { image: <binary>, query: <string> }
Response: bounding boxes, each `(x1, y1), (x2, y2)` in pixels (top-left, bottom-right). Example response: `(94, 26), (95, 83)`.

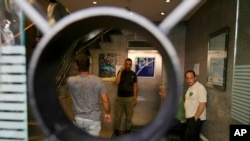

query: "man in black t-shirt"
(112, 58), (138, 137)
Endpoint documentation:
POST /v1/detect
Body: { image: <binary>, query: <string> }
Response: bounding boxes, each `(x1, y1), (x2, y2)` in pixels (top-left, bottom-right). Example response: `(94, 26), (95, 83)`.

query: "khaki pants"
(113, 97), (134, 130)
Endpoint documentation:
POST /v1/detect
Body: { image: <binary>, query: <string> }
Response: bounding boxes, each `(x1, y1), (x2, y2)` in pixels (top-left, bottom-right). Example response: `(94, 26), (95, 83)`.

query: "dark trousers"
(183, 117), (204, 141)
(167, 119), (186, 141)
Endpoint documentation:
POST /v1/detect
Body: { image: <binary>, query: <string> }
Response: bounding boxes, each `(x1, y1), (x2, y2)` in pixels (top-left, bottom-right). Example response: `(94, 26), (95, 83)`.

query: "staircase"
(27, 28), (123, 140)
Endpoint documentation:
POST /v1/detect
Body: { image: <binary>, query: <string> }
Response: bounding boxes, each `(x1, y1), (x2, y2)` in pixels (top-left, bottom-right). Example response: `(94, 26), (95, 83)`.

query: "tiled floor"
(28, 116), (179, 141)
(28, 98), (150, 140)
(28, 93), (181, 141)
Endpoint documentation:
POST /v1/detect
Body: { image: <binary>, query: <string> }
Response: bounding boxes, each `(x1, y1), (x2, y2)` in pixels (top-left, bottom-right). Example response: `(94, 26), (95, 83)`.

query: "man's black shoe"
(111, 129), (119, 137)
(125, 129), (131, 134)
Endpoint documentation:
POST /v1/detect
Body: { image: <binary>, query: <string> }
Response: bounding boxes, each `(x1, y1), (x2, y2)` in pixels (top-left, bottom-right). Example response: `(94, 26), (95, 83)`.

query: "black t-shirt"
(118, 70), (137, 97)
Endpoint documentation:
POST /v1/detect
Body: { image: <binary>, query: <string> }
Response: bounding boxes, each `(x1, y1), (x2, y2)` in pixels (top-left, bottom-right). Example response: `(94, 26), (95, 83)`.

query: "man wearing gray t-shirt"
(67, 54), (111, 136)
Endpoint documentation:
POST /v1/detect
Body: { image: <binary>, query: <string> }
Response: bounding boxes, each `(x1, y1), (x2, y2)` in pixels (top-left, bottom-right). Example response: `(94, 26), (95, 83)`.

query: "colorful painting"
(99, 53), (116, 77)
(135, 57), (155, 77)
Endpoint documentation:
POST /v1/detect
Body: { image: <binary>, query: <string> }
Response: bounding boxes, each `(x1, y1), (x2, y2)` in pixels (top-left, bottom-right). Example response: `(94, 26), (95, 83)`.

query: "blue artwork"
(135, 57), (155, 77)
(99, 53), (116, 77)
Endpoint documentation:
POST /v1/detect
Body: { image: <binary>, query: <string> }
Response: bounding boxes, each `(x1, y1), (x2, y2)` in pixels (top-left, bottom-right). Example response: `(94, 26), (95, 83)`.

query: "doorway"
(128, 50), (163, 128)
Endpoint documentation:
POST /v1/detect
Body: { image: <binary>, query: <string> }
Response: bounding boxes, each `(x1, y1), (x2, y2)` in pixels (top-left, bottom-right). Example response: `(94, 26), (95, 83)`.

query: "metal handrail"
(56, 40), (78, 92)
(76, 28), (112, 54)
(56, 28), (113, 92)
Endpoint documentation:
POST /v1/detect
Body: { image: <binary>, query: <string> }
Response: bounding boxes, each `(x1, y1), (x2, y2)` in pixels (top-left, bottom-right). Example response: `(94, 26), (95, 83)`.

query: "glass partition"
(0, 0), (27, 140)
(231, 0), (250, 125)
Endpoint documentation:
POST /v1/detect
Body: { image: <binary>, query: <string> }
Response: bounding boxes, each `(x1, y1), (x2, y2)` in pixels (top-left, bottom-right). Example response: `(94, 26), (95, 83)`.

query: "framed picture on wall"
(135, 57), (155, 77)
(99, 53), (117, 78)
(207, 26), (229, 90)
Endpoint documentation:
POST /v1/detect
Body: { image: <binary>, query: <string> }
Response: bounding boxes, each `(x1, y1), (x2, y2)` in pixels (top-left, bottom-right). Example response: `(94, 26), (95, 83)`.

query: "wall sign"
(207, 26), (229, 90)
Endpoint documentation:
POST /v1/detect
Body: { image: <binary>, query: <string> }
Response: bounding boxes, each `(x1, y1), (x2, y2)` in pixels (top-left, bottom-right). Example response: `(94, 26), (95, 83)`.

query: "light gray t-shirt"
(67, 75), (106, 121)
(184, 81), (207, 120)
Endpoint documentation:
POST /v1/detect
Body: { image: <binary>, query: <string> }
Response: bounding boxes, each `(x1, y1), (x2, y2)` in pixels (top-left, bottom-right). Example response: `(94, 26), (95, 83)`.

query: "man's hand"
(120, 66), (125, 71)
(158, 91), (166, 99)
(133, 99), (137, 106)
(104, 114), (112, 123)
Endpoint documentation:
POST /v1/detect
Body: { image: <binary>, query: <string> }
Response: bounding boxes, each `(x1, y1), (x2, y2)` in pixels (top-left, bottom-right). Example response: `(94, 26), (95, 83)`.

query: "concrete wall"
(184, 0), (236, 140)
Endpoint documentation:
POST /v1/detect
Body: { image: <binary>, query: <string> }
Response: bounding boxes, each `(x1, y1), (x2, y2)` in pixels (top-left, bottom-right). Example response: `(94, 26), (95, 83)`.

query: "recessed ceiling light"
(161, 12), (165, 16)
(92, 1), (97, 5)
(166, 0), (171, 3)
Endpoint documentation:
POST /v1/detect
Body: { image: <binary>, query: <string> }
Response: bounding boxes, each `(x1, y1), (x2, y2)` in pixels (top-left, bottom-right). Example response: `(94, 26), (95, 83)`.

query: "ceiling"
(58, 0), (205, 23)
